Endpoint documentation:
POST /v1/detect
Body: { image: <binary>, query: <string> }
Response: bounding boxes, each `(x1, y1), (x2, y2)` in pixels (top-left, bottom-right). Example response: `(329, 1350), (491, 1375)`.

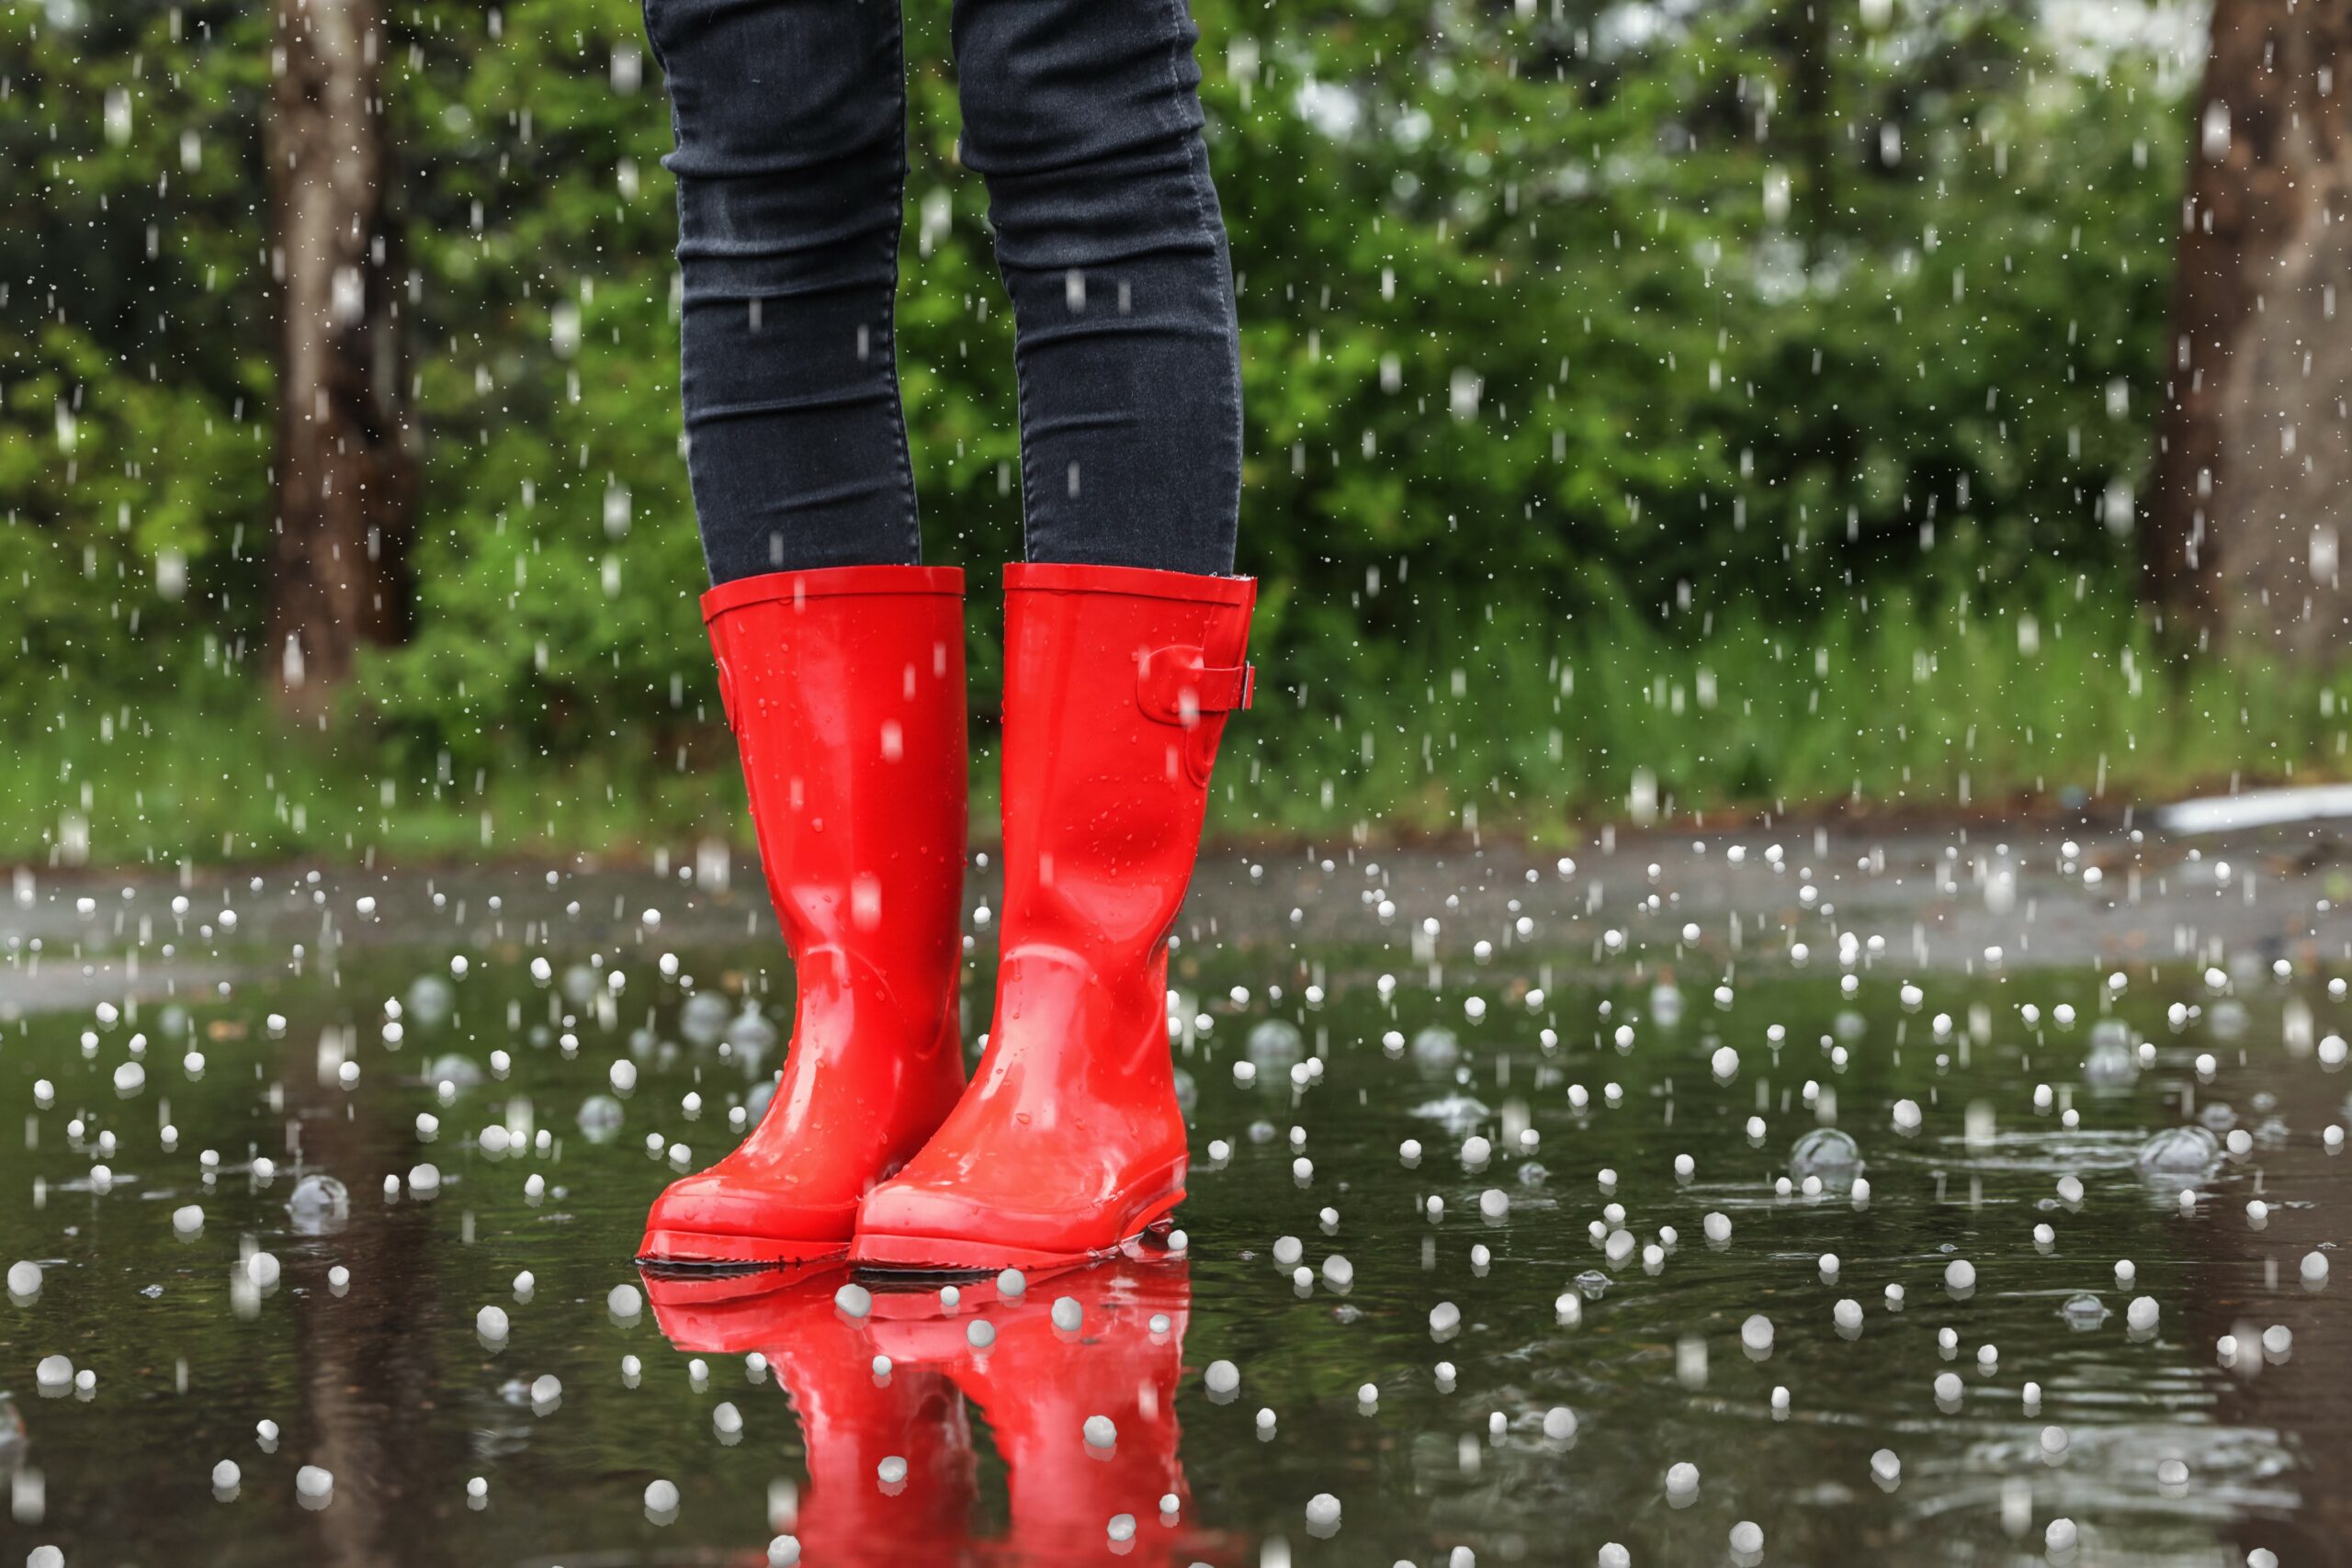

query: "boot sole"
(635, 1228), (848, 1272)
(846, 1190), (1186, 1276)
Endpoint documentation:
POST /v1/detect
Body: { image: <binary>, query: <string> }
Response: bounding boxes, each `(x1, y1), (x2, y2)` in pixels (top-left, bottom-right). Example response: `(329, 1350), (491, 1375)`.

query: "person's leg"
(646, 0), (921, 581)
(639, 1), (970, 1269)
(849, 0), (1254, 1273)
(950, 0), (1242, 576)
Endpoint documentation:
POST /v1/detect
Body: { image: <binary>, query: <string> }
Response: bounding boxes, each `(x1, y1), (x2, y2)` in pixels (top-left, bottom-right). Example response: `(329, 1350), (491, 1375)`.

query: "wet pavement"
(2, 820), (2349, 1565)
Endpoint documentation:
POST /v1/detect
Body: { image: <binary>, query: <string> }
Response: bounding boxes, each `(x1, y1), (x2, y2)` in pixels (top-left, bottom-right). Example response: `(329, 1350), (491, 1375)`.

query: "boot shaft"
(996, 563), (1255, 961)
(842, 564), (1255, 1271)
(705, 564), (969, 992)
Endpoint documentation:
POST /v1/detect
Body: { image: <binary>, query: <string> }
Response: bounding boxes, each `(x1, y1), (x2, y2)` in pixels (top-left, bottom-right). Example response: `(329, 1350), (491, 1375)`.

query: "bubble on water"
(680, 992), (733, 1047)
(723, 1008), (778, 1055)
(2060, 1292), (2109, 1329)
(576, 1094), (626, 1142)
(1172, 1066), (1198, 1118)
(286, 1174), (350, 1235)
(405, 976), (456, 1028)
(427, 1053), (485, 1089)
(1410, 1026), (1462, 1077)
(2135, 1125), (2220, 1178)
(1248, 1019), (1305, 1068)
(1789, 1128), (1860, 1179)
(2084, 1022), (2139, 1086)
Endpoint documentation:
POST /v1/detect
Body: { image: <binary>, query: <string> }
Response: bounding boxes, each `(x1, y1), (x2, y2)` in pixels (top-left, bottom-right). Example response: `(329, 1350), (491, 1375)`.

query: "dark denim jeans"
(640, 0), (1243, 585)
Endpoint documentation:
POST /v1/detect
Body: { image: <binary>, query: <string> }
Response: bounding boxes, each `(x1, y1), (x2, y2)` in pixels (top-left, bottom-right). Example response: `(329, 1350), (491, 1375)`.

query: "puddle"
(2, 852), (2348, 1564)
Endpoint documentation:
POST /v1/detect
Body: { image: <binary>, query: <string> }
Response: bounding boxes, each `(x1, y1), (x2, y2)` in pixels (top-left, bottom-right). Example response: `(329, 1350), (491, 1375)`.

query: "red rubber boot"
(640, 1268), (977, 1564)
(639, 566), (971, 1268)
(958, 1263), (1221, 1566)
(865, 1260), (1232, 1566)
(852, 563), (1254, 1271)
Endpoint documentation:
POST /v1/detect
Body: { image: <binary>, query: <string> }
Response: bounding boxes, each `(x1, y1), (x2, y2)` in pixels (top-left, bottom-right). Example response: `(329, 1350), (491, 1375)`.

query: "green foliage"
(0, 0), (2337, 863)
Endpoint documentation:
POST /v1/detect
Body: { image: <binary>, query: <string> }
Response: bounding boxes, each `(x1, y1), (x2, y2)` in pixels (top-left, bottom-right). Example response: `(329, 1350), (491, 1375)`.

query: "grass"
(5, 584), (2346, 870)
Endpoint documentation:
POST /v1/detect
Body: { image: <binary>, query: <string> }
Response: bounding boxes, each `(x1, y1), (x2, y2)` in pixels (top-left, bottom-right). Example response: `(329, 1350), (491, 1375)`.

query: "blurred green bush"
(4, 1), (2338, 861)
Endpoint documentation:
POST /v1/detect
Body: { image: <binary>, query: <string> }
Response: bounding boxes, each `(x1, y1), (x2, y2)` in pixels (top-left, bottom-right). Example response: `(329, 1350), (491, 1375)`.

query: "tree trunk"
(266, 0), (413, 716)
(2147, 0), (2352, 659)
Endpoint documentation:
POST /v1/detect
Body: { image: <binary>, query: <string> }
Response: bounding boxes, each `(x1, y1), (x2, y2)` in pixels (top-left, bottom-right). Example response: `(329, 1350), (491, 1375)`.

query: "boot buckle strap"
(1137, 647), (1254, 728)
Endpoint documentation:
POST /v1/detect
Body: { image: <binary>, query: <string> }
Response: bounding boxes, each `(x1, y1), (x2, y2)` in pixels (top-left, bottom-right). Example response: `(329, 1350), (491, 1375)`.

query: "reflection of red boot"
(869, 1259), (1233, 1567)
(853, 565), (1255, 1271)
(643, 1267), (978, 1567)
(640, 567), (971, 1267)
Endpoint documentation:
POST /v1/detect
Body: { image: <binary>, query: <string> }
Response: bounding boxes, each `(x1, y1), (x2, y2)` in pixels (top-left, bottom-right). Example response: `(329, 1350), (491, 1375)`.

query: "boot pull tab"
(1136, 646), (1255, 729)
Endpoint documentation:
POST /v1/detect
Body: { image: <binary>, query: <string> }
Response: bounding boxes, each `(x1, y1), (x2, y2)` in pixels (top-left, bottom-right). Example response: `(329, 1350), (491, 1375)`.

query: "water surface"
(3, 848), (2348, 1565)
